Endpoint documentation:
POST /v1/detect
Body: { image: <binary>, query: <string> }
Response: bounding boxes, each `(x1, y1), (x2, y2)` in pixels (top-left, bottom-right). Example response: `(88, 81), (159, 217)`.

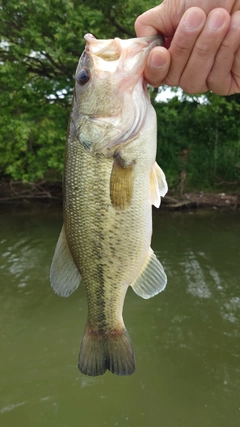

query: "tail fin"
(78, 322), (135, 376)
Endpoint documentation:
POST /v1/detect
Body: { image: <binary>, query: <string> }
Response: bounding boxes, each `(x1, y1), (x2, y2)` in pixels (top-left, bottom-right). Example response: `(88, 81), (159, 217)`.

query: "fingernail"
(231, 11), (240, 28)
(183, 8), (205, 30)
(207, 10), (225, 30)
(149, 51), (166, 68)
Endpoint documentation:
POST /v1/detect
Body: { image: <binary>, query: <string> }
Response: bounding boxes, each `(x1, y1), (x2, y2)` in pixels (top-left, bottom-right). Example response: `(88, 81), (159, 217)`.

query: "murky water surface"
(0, 204), (239, 427)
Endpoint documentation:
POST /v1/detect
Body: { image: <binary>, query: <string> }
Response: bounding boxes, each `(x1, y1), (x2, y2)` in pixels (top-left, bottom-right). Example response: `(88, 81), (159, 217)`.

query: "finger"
(178, 8), (231, 93)
(161, 7), (207, 87)
(231, 45), (240, 94)
(144, 47), (171, 87)
(134, 1), (232, 38)
(135, 3), (179, 38)
(207, 10), (240, 95)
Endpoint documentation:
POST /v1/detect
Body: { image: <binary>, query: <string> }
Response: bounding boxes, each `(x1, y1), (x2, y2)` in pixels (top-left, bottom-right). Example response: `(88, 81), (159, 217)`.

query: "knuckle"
(207, 82), (228, 95)
(172, 41), (194, 59)
(206, 73), (235, 96)
(180, 75), (206, 94)
(179, 77), (196, 94)
(180, 82), (198, 94)
(164, 76), (177, 87)
(193, 41), (211, 58)
(219, 37), (233, 52)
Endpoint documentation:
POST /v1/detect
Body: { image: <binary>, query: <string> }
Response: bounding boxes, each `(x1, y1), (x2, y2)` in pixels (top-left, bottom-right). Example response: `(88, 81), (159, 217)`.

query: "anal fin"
(131, 248), (167, 299)
(50, 225), (81, 297)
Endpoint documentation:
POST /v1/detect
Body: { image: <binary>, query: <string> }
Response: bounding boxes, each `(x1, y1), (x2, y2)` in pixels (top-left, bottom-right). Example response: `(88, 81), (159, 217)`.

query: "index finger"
(135, 5), (175, 38)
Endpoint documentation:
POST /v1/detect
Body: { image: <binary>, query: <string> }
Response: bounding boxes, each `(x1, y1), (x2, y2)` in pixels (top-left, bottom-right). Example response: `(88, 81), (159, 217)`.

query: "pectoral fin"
(50, 225), (81, 297)
(150, 161), (168, 208)
(131, 248), (167, 299)
(110, 155), (135, 210)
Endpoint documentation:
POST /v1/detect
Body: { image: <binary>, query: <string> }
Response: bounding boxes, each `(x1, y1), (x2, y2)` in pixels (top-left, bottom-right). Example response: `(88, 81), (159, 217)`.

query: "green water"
(0, 205), (240, 427)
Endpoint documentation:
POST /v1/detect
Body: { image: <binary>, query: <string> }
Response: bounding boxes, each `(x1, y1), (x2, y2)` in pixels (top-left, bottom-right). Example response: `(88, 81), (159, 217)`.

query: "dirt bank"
(0, 181), (239, 210)
(162, 192), (240, 210)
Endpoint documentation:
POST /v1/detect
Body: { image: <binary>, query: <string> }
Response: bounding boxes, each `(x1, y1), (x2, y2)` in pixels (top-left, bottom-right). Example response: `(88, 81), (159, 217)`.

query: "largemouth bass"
(50, 33), (168, 376)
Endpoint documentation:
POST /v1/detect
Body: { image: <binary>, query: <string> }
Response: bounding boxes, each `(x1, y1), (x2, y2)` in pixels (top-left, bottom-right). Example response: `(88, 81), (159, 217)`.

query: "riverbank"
(0, 181), (239, 210)
(162, 192), (240, 210)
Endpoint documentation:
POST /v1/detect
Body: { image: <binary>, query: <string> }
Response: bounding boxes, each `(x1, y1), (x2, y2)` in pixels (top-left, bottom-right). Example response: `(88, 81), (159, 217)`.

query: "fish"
(50, 33), (168, 377)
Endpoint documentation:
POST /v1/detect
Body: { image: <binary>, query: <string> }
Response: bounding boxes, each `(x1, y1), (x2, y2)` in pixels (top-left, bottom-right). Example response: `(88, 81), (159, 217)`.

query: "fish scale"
(50, 34), (168, 376)
(65, 141), (134, 330)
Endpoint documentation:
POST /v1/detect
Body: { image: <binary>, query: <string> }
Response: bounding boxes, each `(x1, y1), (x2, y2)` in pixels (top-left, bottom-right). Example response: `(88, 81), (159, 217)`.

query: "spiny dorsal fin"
(150, 161), (168, 208)
(110, 155), (135, 210)
(50, 226), (81, 297)
(131, 248), (167, 299)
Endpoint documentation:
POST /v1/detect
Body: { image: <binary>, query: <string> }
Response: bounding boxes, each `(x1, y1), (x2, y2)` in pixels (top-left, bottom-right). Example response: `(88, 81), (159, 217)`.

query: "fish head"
(71, 33), (164, 154)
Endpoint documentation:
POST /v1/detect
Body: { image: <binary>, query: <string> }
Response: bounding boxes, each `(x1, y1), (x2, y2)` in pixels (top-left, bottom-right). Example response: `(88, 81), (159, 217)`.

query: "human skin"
(135, 0), (240, 95)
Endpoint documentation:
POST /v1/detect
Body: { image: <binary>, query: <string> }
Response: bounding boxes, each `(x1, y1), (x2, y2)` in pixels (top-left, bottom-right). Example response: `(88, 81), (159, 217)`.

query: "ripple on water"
(221, 297), (240, 324)
(184, 250), (211, 299)
(0, 401), (26, 413)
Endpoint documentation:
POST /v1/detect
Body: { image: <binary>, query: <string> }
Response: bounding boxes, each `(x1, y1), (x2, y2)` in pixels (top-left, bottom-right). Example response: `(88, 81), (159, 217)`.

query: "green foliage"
(155, 92), (240, 190)
(0, 0), (240, 192)
(0, 0), (156, 182)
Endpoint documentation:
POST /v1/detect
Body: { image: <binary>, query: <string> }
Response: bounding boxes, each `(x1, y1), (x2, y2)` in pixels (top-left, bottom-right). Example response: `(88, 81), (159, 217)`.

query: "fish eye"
(76, 68), (90, 86)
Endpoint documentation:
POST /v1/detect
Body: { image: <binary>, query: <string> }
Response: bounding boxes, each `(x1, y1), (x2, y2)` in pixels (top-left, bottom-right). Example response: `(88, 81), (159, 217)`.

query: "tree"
(1, 0), (239, 192)
(0, 0), (157, 182)
(155, 92), (240, 190)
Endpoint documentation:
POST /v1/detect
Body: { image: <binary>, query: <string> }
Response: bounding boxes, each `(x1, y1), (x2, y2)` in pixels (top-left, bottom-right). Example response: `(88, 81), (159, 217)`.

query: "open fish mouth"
(84, 33), (165, 74)
(84, 33), (165, 53)
(74, 34), (165, 155)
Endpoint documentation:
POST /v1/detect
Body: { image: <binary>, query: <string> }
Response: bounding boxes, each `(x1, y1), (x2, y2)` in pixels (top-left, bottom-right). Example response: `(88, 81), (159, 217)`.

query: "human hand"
(135, 1), (240, 95)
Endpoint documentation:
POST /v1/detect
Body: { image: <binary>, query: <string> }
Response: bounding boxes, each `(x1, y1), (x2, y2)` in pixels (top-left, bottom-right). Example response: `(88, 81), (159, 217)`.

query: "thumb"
(144, 46), (171, 87)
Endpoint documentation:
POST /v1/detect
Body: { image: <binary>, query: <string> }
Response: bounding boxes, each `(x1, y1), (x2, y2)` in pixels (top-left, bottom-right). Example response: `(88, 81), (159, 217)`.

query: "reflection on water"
(0, 401), (27, 414)
(0, 205), (240, 427)
(184, 250), (212, 299)
(2, 237), (45, 290)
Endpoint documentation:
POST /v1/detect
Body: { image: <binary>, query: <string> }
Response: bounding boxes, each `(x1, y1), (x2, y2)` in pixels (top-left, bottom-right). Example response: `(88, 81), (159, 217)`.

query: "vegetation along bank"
(0, 0), (239, 206)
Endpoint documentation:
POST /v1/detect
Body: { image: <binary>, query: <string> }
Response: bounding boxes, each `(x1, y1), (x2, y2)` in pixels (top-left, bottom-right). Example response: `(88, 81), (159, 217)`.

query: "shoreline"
(161, 192), (240, 210)
(0, 181), (239, 210)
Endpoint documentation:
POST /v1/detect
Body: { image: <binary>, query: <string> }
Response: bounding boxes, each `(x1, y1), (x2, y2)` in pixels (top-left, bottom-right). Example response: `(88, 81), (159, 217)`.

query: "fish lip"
(84, 33), (164, 49)
(130, 34), (165, 48)
(82, 34), (164, 78)
(84, 34), (164, 61)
